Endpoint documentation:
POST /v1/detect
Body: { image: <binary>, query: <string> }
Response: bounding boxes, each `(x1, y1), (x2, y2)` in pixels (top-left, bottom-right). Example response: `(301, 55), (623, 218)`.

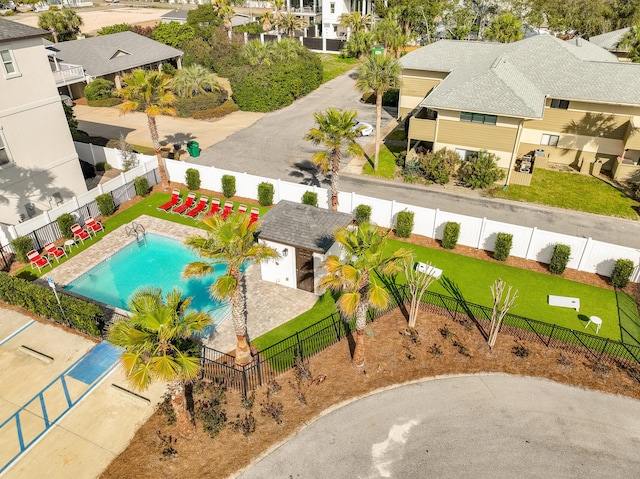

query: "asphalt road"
(235, 375), (640, 479)
(192, 73), (640, 249)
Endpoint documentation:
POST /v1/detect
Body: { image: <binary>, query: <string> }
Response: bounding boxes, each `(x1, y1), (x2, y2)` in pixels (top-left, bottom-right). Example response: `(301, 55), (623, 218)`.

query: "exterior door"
(295, 248), (315, 292)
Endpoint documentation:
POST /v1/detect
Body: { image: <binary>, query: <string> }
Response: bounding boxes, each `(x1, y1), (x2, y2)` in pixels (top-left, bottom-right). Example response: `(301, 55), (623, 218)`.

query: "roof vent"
(575, 38), (582, 47)
(490, 55), (506, 69)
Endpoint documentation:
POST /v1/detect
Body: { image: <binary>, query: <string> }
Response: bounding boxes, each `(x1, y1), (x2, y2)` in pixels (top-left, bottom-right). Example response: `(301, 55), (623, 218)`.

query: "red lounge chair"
(27, 250), (50, 272)
(204, 198), (220, 217)
(185, 196), (208, 218)
(44, 242), (66, 263)
(221, 201), (233, 220)
(85, 216), (104, 235)
(249, 208), (259, 225)
(71, 223), (91, 244)
(172, 192), (196, 215)
(157, 189), (180, 211)
(238, 204), (248, 214)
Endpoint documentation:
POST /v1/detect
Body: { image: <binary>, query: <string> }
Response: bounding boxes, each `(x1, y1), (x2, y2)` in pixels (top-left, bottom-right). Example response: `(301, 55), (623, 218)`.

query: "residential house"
(399, 35), (640, 185)
(0, 18), (87, 225)
(321, 0), (371, 39)
(160, 9), (253, 28)
(46, 31), (183, 99)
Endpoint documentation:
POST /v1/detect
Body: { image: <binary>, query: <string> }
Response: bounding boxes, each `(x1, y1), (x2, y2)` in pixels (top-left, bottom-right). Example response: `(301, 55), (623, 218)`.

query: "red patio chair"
(237, 204), (248, 214)
(249, 208), (260, 225)
(171, 192), (196, 215)
(220, 201), (234, 220)
(44, 242), (66, 263)
(157, 189), (181, 211)
(71, 223), (90, 244)
(185, 196), (208, 218)
(204, 198), (220, 217)
(27, 250), (50, 272)
(85, 216), (104, 236)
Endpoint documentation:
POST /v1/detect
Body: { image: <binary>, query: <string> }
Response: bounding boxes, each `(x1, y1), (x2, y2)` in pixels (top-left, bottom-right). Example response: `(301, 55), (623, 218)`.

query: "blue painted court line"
(0, 320), (35, 347)
(67, 341), (123, 384)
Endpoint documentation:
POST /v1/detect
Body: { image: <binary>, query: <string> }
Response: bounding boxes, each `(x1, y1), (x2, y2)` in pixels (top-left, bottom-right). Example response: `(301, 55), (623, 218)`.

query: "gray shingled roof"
(0, 18), (47, 42)
(402, 35), (640, 119)
(46, 31), (183, 77)
(590, 28), (630, 52)
(161, 10), (188, 22)
(257, 201), (354, 253)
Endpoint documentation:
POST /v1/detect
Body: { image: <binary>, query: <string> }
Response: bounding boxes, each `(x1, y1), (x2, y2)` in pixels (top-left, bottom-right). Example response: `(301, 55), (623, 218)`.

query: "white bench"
(415, 262), (443, 279)
(548, 295), (580, 312)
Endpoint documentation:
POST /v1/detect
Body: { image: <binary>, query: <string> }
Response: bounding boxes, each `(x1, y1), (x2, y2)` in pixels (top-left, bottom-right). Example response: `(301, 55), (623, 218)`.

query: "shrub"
(87, 98), (122, 108)
(258, 182), (274, 206)
(493, 233), (513, 261)
(611, 258), (634, 288)
(221, 174), (236, 198)
(419, 148), (460, 185)
(192, 100), (239, 119)
(134, 176), (150, 197)
(301, 191), (318, 207)
(457, 150), (505, 189)
(185, 168), (201, 190)
(96, 193), (116, 216)
(354, 204), (372, 225)
(0, 272), (104, 336)
(56, 213), (76, 239)
(549, 244), (571, 275)
(395, 210), (414, 238)
(95, 162), (112, 172)
(162, 63), (176, 76)
(175, 91), (229, 118)
(11, 236), (34, 263)
(84, 78), (115, 101)
(442, 222), (460, 249)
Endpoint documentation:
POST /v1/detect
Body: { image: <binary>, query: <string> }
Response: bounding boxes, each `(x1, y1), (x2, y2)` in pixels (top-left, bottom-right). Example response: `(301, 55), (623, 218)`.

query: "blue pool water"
(65, 233), (229, 323)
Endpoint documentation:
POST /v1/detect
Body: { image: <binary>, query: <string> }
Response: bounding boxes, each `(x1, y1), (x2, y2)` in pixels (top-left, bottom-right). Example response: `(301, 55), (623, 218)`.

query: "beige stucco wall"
(0, 36), (87, 225)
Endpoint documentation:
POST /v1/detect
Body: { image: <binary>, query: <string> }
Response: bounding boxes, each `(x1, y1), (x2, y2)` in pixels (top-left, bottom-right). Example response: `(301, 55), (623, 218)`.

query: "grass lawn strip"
(362, 144), (403, 178)
(319, 55), (359, 83)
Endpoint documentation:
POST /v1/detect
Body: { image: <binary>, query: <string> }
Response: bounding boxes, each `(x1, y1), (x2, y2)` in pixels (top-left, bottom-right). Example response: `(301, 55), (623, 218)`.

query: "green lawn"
(319, 54), (359, 83)
(363, 144), (403, 179)
(491, 168), (640, 219)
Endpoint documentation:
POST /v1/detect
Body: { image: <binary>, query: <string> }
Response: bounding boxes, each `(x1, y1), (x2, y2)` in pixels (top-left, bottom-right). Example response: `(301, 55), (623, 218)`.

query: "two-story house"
(399, 35), (640, 185)
(321, 0), (373, 39)
(0, 18), (87, 225)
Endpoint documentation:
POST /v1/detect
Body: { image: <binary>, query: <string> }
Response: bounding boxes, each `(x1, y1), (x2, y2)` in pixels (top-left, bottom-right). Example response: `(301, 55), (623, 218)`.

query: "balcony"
(51, 64), (85, 87)
(408, 117), (436, 142)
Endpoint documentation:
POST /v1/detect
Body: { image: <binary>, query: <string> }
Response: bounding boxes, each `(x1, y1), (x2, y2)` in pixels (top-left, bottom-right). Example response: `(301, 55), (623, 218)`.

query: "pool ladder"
(125, 221), (146, 243)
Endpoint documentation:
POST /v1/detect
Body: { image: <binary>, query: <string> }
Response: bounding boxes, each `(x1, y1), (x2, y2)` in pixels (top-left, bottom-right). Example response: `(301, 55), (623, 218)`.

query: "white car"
(352, 121), (374, 137)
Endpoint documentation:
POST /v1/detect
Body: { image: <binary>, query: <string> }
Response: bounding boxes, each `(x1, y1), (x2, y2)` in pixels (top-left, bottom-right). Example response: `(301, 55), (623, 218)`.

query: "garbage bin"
(591, 159), (603, 176)
(372, 45), (384, 55)
(186, 141), (200, 158)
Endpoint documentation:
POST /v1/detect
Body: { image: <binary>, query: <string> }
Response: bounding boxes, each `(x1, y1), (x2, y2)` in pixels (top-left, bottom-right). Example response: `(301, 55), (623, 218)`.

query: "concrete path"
(235, 374), (640, 479)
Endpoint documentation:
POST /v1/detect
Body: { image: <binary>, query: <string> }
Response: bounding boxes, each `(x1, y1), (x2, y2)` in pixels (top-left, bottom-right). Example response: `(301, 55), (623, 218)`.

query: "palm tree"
(280, 13), (308, 37)
(339, 11), (372, 39)
(355, 53), (402, 171)
(618, 24), (640, 62)
(171, 64), (221, 98)
(108, 287), (211, 438)
(304, 108), (364, 211)
(374, 18), (409, 58)
(322, 223), (413, 366)
(259, 11), (275, 32)
(38, 8), (83, 43)
(485, 12), (524, 43)
(272, 0), (285, 35)
(117, 69), (177, 191)
(183, 213), (279, 366)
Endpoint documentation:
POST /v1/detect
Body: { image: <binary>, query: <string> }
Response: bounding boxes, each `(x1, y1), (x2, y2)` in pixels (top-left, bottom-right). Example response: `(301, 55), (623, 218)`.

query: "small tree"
(493, 233), (513, 261)
(96, 193), (116, 216)
(185, 168), (201, 190)
(134, 176), (150, 197)
(301, 191), (318, 207)
(56, 213), (76, 239)
(611, 259), (634, 288)
(257, 182), (274, 206)
(354, 204), (372, 225)
(10, 237), (34, 263)
(84, 78), (115, 101)
(404, 260), (436, 329)
(458, 150), (505, 189)
(442, 222), (460, 249)
(488, 278), (518, 350)
(117, 133), (138, 171)
(221, 175), (236, 198)
(395, 210), (414, 238)
(549, 244), (571, 275)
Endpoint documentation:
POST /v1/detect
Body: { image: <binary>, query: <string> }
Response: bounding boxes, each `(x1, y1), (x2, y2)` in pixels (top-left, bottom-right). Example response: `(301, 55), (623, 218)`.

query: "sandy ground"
(10, 7), (172, 34)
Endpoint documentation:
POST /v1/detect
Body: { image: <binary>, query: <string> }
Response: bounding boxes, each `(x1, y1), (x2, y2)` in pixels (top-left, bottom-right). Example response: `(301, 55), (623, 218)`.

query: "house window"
(0, 48), (19, 78)
(0, 132), (10, 167)
(550, 99), (569, 109)
(460, 111), (497, 125)
(330, 2), (335, 13)
(541, 134), (559, 147)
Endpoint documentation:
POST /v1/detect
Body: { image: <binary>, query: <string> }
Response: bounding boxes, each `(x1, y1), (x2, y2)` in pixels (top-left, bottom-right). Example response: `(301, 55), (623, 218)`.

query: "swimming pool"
(65, 233), (230, 325)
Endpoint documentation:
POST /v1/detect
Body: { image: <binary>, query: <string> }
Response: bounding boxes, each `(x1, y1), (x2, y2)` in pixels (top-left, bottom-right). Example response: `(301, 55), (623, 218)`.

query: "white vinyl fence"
(166, 159), (640, 282)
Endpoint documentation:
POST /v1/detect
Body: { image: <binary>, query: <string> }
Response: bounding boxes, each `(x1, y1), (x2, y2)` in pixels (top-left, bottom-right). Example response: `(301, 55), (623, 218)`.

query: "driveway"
(235, 374), (640, 479)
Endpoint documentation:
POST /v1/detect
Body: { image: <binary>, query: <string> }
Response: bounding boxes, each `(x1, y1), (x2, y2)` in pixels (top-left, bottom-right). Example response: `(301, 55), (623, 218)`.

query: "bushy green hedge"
(549, 244), (571, 275)
(96, 193), (116, 216)
(493, 233), (513, 261)
(11, 236), (33, 263)
(175, 91), (228, 118)
(442, 222), (460, 250)
(611, 259), (634, 288)
(84, 78), (115, 101)
(186, 168), (201, 190)
(56, 213), (76, 239)
(457, 150), (505, 189)
(354, 204), (372, 225)
(395, 210), (414, 238)
(258, 182), (274, 206)
(192, 100), (239, 119)
(302, 191), (318, 207)
(0, 272), (104, 336)
(134, 176), (150, 197)
(222, 175), (236, 198)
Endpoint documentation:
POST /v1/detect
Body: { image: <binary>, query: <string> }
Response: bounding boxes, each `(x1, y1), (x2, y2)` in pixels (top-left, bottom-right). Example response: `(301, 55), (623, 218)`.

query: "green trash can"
(372, 45), (384, 55)
(186, 140), (200, 158)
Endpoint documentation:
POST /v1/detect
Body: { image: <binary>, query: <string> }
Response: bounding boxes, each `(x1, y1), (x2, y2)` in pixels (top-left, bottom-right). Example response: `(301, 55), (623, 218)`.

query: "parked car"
(352, 121), (374, 137)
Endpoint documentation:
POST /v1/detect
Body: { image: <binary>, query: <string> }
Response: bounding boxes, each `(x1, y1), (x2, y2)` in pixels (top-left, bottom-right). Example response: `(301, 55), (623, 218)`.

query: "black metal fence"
(21, 169), (159, 252)
(0, 244), (11, 271)
(201, 286), (640, 397)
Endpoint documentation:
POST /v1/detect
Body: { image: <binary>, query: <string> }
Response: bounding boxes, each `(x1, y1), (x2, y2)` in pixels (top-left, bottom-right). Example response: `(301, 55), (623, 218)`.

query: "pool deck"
(47, 215), (317, 354)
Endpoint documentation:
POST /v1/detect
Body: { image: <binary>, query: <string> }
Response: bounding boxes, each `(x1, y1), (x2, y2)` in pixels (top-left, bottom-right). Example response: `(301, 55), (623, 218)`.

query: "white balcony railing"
(52, 65), (85, 86)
